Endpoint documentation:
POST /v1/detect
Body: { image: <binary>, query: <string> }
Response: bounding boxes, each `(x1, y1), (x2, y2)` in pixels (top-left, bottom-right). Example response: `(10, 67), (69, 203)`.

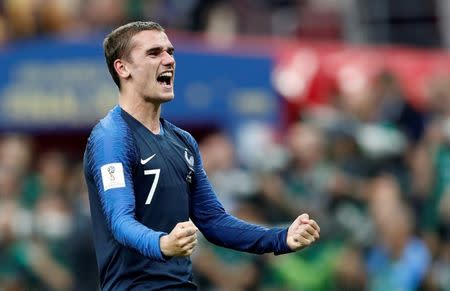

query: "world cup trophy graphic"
(107, 165), (116, 181)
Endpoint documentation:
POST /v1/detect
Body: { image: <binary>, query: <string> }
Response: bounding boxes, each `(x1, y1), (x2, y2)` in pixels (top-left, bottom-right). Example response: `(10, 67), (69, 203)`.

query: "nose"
(162, 51), (175, 66)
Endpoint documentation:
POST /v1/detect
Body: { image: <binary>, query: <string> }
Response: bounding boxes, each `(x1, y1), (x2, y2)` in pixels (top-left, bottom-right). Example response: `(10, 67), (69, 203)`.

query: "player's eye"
(147, 48), (162, 57)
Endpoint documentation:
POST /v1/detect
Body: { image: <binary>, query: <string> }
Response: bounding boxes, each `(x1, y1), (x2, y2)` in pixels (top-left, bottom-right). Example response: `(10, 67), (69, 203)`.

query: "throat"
(139, 111), (161, 134)
(118, 98), (162, 134)
(148, 120), (162, 134)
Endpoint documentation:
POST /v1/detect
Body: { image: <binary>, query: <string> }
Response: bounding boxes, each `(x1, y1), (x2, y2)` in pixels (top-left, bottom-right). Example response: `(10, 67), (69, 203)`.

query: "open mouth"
(156, 71), (173, 88)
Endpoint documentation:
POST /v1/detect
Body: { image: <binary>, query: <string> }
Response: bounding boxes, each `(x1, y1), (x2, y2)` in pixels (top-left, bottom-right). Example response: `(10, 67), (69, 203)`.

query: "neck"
(119, 91), (162, 134)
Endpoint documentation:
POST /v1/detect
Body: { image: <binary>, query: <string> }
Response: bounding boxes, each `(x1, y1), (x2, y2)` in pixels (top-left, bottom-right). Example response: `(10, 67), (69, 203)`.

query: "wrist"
(159, 234), (171, 259)
(274, 227), (293, 255)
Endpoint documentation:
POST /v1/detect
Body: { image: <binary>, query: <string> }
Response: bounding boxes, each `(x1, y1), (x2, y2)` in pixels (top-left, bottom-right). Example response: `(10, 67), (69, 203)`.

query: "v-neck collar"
(117, 105), (165, 138)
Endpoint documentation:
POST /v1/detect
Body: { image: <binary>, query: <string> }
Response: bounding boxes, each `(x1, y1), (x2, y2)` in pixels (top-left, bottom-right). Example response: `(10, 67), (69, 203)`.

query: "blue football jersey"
(84, 105), (291, 290)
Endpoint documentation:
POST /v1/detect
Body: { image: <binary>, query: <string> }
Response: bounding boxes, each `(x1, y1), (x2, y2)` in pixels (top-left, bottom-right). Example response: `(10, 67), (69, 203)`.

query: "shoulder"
(86, 106), (137, 158)
(88, 106), (132, 145)
(163, 119), (198, 148)
(406, 238), (431, 260)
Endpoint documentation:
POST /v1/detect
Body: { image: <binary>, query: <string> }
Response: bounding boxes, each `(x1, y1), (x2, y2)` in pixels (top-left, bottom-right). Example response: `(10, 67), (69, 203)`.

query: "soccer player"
(83, 21), (320, 290)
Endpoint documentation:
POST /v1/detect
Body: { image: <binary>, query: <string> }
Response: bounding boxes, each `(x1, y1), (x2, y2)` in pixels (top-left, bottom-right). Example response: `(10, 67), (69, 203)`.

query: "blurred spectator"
(0, 134), (33, 178)
(3, 0), (36, 39)
(295, 0), (342, 40)
(37, 151), (69, 197)
(406, 144), (434, 230)
(199, 132), (255, 211)
(334, 246), (367, 291)
(282, 121), (329, 216)
(193, 132), (262, 290)
(203, 1), (238, 48)
(81, 0), (126, 32)
(439, 190), (450, 242)
(372, 71), (426, 143)
(366, 176), (431, 291)
(22, 150), (70, 211)
(65, 163), (99, 291)
(192, 199), (264, 291)
(427, 75), (450, 121)
(0, 165), (31, 291)
(0, 0), (349, 42)
(264, 238), (344, 290)
(426, 239), (450, 290)
(0, 138), (73, 291)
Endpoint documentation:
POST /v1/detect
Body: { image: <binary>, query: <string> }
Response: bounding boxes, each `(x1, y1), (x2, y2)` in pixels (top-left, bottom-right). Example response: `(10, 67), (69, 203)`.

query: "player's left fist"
(286, 213), (320, 251)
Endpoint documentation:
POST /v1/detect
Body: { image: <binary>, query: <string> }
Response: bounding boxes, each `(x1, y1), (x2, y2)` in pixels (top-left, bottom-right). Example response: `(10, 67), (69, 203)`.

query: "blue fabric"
(85, 106), (166, 261)
(172, 127), (292, 255)
(84, 105), (293, 290)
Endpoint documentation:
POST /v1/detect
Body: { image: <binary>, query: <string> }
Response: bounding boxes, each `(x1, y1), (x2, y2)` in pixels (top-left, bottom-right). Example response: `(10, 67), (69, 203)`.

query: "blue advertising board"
(0, 35), (279, 134)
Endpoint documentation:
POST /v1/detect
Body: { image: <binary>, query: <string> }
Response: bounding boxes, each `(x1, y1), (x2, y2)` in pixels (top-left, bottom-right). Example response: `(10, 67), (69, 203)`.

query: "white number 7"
(144, 169), (160, 205)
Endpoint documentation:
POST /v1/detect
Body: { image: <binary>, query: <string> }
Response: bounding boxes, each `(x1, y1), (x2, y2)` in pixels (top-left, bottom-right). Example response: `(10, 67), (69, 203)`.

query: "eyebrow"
(146, 46), (175, 55)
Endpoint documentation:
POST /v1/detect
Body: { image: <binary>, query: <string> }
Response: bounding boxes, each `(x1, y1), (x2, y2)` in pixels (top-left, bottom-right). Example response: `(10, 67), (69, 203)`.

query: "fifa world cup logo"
(107, 166), (115, 181)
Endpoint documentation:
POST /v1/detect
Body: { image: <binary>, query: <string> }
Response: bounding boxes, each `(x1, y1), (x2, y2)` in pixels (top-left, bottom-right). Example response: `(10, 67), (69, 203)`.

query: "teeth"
(159, 72), (172, 78)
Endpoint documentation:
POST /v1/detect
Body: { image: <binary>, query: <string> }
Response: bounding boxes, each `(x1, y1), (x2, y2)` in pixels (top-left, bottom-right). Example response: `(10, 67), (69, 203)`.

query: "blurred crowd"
(190, 70), (450, 291)
(0, 0), (342, 45)
(0, 135), (97, 290)
(1, 0), (450, 291)
(1, 70), (450, 290)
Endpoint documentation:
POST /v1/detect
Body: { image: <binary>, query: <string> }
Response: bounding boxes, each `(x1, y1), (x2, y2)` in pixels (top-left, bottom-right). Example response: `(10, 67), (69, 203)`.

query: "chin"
(161, 92), (175, 102)
(160, 96), (174, 103)
(146, 94), (174, 103)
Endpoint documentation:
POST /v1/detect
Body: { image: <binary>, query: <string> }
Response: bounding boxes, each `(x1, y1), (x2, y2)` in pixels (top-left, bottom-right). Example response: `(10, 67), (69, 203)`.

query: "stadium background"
(1, 0), (450, 290)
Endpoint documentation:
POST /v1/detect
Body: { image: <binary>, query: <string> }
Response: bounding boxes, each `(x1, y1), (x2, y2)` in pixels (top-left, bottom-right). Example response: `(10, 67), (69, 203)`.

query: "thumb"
(291, 213), (309, 228)
(299, 213), (309, 223)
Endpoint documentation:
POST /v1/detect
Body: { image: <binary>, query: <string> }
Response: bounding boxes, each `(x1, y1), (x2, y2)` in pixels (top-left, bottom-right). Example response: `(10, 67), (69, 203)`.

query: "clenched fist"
(286, 213), (320, 251)
(160, 221), (198, 257)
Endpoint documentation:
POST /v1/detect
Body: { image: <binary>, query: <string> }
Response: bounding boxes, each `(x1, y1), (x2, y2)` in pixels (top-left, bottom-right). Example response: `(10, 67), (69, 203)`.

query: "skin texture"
(287, 213), (320, 251)
(112, 28), (320, 257)
(159, 221), (198, 257)
(115, 29), (175, 134)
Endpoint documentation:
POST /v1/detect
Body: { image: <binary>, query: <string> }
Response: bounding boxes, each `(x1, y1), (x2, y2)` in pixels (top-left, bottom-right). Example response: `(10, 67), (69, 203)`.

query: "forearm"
(193, 207), (291, 255)
(185, 132), (291, 255)
(111, 215), (166, 260)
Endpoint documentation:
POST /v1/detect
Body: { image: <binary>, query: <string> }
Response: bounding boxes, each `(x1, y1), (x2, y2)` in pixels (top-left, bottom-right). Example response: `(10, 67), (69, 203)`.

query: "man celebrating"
(84, 21), (320, 290)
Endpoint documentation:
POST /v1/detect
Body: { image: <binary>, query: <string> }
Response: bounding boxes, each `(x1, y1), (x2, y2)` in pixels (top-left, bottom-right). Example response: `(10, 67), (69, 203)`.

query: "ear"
(114, 59), (131, 79)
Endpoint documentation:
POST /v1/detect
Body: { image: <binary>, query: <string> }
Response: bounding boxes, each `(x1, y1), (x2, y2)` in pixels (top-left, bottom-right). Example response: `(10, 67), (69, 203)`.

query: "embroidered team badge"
(184, 149), (194, 167)
(184, 149), (194, 183)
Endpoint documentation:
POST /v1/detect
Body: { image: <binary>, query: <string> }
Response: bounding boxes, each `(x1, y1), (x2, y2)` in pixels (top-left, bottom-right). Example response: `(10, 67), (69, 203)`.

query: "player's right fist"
(160, 221), (198, 257)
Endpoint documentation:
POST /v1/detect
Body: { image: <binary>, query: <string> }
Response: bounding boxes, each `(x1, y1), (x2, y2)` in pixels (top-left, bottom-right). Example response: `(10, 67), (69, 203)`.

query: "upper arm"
(183, 131), (291, 255)
(182, 132), (227, 226)
(85, 125), (138, 228)
(84, 119), (166, 260)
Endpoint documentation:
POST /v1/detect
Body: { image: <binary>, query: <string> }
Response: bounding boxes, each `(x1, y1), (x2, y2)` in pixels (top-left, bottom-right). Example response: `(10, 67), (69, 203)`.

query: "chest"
(131, 131), (195, 223)
(136, 133), (194, 179)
